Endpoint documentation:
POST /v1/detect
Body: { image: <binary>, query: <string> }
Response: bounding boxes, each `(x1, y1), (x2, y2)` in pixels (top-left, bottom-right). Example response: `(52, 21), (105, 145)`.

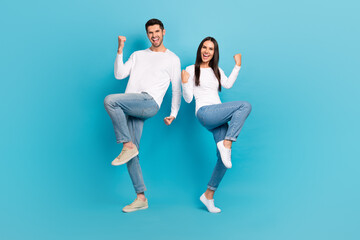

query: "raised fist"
(181, 70), (190, 83)
(234, 53), (242, 66)
(117, 36), (127, 53)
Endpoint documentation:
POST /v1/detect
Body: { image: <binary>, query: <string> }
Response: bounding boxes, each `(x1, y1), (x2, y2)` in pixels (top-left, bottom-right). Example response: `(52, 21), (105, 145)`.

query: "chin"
(153, 39), (163, 47)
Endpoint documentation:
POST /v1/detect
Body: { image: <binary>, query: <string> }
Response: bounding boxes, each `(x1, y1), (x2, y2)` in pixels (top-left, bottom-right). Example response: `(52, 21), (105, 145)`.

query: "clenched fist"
(164, 116), (175, 126)
(117, 36), (127, 54)
(181, 70), (190, 83)
(234, 53), (241, 66)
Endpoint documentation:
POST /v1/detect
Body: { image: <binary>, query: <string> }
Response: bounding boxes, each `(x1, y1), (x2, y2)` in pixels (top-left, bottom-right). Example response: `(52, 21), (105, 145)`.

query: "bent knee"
(242, 101), (252, 113)
(104, 94), (115, 107)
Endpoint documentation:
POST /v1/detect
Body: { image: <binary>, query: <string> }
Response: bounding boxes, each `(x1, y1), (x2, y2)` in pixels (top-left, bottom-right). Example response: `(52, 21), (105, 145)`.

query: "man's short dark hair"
(145, 19), (164, 32)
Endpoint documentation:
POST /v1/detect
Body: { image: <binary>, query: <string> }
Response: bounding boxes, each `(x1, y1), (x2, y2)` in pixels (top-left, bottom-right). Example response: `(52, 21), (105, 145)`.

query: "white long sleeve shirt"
(114, 48), (181, 118)
(182, 65), (241, 114)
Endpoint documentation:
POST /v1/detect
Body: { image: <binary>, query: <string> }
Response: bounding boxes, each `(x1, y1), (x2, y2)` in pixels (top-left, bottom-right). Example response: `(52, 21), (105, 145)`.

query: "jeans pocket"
(141, 92), (153, 101)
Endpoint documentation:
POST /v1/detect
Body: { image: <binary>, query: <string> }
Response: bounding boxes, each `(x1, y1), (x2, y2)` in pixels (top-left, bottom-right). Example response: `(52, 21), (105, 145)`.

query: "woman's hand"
(181, 70), (190, 83)
(234, 53), (241, 66)
(117, 36), (127, 54)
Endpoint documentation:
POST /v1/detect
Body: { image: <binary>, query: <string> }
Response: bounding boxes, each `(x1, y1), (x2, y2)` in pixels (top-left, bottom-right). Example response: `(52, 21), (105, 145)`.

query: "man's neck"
(150, 44), (167, 52)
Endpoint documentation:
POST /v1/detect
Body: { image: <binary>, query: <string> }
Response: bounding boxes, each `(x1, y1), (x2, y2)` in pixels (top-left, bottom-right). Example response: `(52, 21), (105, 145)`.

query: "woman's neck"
(200, 62), (210, 68)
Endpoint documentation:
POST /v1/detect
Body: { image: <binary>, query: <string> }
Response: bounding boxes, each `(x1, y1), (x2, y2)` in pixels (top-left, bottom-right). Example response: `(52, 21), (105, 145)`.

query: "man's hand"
(181, 70), (190, 83)
(164, 116), (175, 126)
(118, 36), (127, 54)
(234, 53), (242, 66)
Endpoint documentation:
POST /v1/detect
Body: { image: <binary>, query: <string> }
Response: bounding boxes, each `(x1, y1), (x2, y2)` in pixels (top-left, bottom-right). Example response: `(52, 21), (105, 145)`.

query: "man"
(104, 19), (181, 212)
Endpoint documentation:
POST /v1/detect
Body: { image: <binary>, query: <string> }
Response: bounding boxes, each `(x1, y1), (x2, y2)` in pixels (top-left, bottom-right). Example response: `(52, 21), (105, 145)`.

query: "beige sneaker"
(111, 146), (139, 166)
(122, 198), (148, 213)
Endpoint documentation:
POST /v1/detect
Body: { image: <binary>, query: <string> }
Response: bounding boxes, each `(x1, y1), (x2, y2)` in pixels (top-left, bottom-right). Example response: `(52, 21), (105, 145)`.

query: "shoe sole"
(221, 158), (232, 169)
(111, 150), (139, 166)
(122, 205), (148, 213)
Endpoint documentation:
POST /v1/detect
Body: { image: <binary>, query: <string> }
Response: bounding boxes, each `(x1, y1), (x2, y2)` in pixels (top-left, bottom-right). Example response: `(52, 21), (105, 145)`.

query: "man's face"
(146, 24), (165, 48)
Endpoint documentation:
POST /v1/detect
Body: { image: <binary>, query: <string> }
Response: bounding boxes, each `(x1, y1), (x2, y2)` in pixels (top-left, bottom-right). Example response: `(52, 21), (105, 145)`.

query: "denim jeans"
(104, 92), (159, 193)
(196, 101), (252, 190)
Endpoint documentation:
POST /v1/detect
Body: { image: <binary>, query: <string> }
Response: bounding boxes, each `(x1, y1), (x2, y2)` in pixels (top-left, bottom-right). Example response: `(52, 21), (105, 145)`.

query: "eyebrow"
(203, 45), (213, 49)
(148, 29), (160, 34)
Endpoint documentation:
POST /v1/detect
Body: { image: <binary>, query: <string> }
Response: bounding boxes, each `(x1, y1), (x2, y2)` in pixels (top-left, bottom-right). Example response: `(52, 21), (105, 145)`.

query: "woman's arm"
(220, 53), (242, 89)
(181, 67), (194, 103)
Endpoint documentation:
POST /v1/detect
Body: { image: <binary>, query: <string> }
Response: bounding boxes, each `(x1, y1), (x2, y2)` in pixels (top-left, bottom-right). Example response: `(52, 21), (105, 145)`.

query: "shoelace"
(116, 149), (128, 159)
(129, 199), (143, 207)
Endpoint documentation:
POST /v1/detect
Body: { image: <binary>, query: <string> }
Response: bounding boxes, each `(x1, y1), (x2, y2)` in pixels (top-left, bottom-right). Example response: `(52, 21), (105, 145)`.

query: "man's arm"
(164, 57), (181, 126)
(114, 36), (134, 80)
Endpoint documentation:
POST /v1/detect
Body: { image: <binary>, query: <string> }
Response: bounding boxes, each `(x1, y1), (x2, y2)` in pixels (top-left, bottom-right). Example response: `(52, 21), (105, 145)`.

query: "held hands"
(117, 36), (127, 54)
(181, 70), (190, 83)
(164, 116), (175, 126)
(234, 53), (242, 66)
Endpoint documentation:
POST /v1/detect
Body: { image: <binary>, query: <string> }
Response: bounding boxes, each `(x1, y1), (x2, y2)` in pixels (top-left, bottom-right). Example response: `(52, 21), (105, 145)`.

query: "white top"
(114, 48), (181, 118)
(182, 65), (241, 114)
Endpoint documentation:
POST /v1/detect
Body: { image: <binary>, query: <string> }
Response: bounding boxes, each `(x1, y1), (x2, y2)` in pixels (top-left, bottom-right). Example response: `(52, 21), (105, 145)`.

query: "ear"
(163, 29), (166, 36)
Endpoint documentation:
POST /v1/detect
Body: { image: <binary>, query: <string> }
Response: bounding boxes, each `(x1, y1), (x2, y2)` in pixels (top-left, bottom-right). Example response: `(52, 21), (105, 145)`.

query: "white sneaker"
(111, 146), (139, 166)
(122, 198), (148, 213)
(200, 194), (221, 213)
(217, 140), (232, 168)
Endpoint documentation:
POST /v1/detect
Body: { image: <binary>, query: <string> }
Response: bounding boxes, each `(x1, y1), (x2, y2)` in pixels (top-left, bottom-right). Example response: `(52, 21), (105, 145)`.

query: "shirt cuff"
(170, 113), (177, 119)
(182, 82), (191, 87)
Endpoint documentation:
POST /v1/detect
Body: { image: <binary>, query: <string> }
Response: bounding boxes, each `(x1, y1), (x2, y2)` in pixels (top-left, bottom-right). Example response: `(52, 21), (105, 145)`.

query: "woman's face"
(201, 40), (215, 64)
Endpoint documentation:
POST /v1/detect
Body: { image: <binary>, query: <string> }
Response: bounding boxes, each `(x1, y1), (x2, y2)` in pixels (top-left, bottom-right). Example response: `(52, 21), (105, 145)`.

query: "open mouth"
(152, 37), (160, 44)
(202, 53), (210, 59)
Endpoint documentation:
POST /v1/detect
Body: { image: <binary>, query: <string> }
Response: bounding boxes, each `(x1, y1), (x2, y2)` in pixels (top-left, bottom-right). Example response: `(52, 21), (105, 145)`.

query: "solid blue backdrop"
(1, 0), (359, 239)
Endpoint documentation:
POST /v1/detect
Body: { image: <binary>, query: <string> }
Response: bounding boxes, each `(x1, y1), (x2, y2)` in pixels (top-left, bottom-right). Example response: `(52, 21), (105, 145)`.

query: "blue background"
(1, 0), (359, 239)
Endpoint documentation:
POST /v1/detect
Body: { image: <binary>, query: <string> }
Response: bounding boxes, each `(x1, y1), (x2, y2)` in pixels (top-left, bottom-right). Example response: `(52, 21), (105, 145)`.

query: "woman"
(182, 37), (252, 213)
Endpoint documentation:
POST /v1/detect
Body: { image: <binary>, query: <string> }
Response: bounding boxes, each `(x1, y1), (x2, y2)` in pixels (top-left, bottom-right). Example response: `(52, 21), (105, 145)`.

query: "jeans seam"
(225, 136), (236, 142)
(135, 186), (147, 193)
(226, 126), (236, 138)
(207, 185), (217, 191)
(116, 138), (132, 143)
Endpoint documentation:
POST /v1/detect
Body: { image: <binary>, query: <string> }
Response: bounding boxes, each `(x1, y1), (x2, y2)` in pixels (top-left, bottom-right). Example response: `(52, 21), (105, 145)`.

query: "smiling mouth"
(152, 37), (160, 43)
(203, 54), (210, 58)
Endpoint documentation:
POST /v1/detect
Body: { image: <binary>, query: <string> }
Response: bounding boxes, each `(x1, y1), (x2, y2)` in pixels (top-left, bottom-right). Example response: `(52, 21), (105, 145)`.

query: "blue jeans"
(196, 101), (252, 190)
(104, 92), (159, 193)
